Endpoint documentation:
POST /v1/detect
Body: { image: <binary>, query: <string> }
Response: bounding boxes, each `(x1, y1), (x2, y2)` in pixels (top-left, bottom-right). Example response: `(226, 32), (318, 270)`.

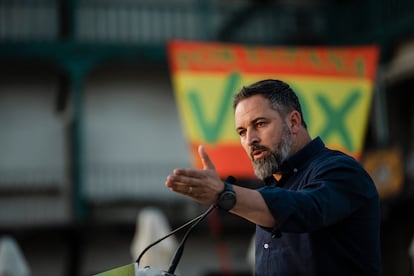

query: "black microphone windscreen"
(225, 176), (237, 184)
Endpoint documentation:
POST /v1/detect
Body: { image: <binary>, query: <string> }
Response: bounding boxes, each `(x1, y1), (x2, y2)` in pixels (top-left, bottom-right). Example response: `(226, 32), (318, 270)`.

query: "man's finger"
(198, 145), (216, 170)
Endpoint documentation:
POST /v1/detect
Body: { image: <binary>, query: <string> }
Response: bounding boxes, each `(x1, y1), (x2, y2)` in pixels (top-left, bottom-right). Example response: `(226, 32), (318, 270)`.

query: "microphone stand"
(167, 205), (215, 274)
(136, 204), (216, 275)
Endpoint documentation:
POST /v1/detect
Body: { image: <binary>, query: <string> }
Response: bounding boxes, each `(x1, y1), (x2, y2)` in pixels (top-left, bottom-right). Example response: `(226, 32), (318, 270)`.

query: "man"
(165, 79), (381, 275)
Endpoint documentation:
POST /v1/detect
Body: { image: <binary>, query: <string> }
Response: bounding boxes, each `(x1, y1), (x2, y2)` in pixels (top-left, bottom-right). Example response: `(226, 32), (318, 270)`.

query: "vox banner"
(168, 40), (379, 179)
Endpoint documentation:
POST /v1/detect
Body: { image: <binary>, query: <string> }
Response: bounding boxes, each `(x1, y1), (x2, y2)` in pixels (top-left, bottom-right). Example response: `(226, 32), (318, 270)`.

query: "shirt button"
(264, 243), (269, 249)
(293, 168), (298, 173)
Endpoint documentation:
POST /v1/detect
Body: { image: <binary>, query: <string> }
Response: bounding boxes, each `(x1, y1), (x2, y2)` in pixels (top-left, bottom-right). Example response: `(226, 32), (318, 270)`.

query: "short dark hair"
(233, 79), (307, 128)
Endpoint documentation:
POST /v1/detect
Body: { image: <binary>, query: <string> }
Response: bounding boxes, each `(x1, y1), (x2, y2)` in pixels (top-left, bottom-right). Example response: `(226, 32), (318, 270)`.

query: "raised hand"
(165, 145), (224, 205)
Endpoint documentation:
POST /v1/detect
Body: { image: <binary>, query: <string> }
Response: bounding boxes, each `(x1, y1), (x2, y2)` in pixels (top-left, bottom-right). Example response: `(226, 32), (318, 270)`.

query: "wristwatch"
(216, 181), (237, 211)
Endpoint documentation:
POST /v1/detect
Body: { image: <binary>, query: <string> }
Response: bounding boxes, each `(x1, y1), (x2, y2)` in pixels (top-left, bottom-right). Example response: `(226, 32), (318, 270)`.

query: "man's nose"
(246, 129), (260, 146)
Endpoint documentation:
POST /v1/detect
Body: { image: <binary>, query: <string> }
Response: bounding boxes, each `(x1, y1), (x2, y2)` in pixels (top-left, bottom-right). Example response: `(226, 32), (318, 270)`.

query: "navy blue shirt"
(255, 137), (381, 276)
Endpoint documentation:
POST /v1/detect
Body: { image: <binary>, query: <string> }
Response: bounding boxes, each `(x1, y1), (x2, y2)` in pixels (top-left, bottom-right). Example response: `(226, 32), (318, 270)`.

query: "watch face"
(222, 193), (234, 200)
(219, 191), (236, 211)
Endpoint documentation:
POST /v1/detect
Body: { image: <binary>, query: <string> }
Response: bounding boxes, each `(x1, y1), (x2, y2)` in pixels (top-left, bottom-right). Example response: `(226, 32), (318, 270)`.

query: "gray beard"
(252, 125), (292, 180)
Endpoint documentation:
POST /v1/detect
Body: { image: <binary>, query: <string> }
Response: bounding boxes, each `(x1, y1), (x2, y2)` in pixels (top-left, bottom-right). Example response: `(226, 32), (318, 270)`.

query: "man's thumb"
(198, 145), (216, 170)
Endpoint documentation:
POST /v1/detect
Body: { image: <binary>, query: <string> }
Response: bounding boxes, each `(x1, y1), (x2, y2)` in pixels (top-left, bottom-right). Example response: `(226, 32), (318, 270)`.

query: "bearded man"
(165, 79), (381, 276)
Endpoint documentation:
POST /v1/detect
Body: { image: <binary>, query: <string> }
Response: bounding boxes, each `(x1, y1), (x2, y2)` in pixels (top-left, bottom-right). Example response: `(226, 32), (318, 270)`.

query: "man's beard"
(251, 124), (292, 180)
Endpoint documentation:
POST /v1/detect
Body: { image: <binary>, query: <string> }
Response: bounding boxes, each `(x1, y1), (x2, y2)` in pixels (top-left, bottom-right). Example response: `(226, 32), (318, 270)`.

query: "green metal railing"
(1, 0), (413, 60)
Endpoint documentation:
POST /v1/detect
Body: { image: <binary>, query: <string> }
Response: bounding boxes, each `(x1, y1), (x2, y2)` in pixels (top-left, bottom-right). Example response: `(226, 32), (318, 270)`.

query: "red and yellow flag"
(168, 40), (379, 179)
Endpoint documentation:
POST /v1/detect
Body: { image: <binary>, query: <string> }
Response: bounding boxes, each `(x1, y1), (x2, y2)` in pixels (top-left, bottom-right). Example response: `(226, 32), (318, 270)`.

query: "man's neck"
(290, 129), (312, 156)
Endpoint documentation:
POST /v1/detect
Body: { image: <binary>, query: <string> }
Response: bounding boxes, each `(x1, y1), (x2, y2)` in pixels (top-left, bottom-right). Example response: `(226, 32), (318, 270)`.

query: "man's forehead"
(235, 96), (278, 123)
(235, 96), (272, 114)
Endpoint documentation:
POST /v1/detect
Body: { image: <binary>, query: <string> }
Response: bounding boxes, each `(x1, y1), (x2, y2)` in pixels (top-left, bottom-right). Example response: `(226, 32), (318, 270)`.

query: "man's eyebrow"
(235, 117), (268, 132)
(251, 117), (268, 124)
(235, 125), (244, 133)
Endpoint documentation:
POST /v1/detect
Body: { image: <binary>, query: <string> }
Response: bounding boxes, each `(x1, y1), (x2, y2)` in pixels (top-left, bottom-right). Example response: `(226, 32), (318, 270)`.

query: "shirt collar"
(262, 137), (325, 187)
(278, 136), (325, 177)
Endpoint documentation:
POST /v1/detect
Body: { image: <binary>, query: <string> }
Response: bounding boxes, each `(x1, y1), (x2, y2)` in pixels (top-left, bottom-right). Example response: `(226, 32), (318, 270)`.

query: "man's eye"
(256, 121), (266, 127)
(238, 130), (246, 137)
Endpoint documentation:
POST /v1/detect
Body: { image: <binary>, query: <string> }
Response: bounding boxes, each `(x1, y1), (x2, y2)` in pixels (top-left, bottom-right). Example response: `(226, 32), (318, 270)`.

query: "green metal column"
(62, 60), (92, 276)
(59, 0), (90, 222)
(197, 0), (212, 40)
(68, 64), (87, 222)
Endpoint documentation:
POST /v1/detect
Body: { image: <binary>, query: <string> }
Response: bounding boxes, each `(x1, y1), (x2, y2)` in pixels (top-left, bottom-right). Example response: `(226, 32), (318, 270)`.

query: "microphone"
(136, 204), (216, 275)
(166, 176), (237, 274)
(225, 175), (237, 185)
(166, 205), (215, 274)
(136, 176), (236, 275)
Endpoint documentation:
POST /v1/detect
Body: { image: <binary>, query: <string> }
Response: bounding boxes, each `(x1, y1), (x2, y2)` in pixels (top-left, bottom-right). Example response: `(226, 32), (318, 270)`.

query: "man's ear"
(287, 110), (302, 133)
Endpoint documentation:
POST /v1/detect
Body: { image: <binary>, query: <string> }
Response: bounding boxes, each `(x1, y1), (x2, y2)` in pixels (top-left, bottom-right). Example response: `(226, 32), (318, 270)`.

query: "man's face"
(235, 95), (292, 179)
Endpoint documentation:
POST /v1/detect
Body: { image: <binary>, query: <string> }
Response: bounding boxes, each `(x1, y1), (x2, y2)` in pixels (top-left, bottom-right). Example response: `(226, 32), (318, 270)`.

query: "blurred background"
(0, 0), (414, 275)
